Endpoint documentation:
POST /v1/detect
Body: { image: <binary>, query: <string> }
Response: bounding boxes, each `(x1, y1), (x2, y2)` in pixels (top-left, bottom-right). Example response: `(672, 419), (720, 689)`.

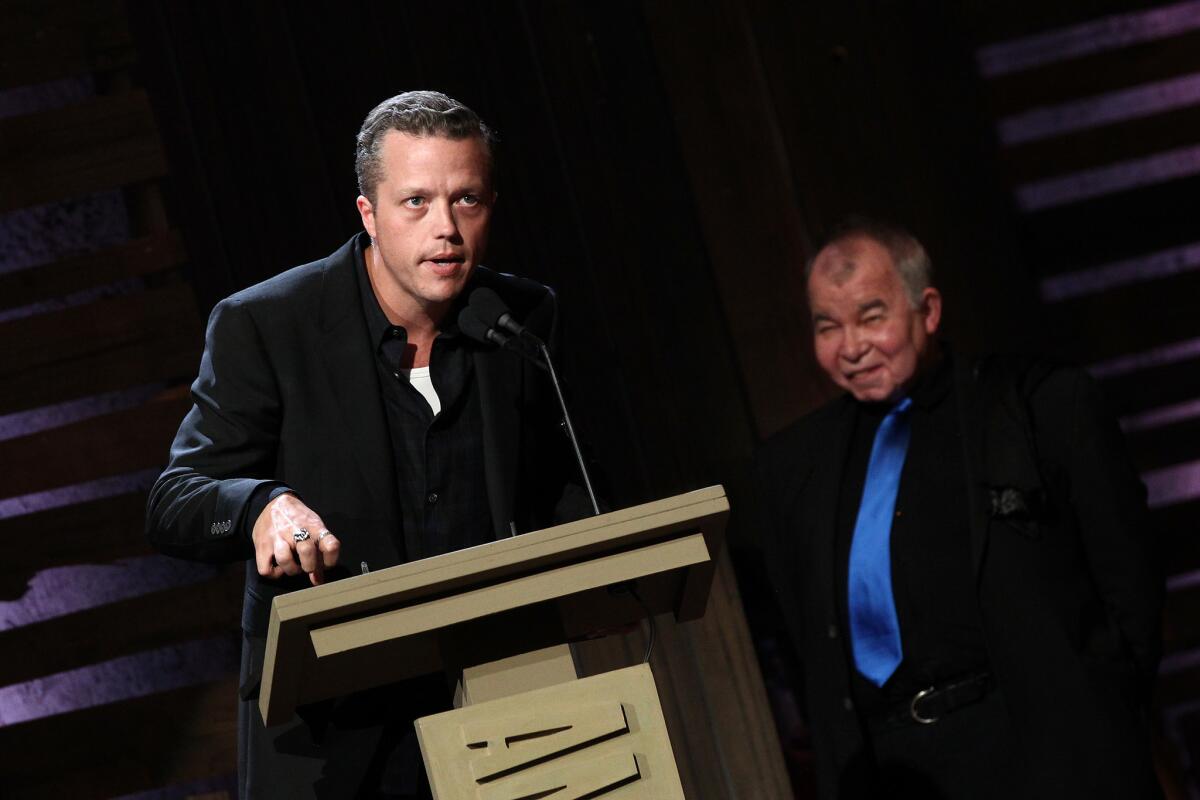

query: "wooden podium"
(259, 485), (729, 798)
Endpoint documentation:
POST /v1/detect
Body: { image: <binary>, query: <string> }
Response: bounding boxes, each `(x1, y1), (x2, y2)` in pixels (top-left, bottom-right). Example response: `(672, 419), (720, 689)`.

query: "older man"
(751, 219), (1162, 798)
(146, 91), (591, 799)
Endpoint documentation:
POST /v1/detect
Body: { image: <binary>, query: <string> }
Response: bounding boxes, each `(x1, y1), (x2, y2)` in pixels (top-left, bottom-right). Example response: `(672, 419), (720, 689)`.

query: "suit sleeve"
(145, 297), (290, 563)
(1038, 368), (1163, 683)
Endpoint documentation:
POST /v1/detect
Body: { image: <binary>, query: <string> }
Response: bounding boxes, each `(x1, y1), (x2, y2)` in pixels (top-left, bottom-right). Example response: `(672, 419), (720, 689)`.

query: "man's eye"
(404, 197), (424, 208)
(459, 194), (479, 206)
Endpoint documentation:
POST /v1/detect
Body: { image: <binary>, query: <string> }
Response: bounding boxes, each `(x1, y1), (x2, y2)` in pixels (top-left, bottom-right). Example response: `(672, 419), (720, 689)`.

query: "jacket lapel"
(474, 346), (521, 539)
(316, 238), (398, 518)
(952, 355), (993, 579)
(961, 355), (1049, 579)
(806, 396), (856, 621)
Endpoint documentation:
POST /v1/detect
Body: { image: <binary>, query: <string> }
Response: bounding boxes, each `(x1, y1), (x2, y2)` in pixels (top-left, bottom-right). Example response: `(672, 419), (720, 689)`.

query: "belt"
(870, 672), (993, 730)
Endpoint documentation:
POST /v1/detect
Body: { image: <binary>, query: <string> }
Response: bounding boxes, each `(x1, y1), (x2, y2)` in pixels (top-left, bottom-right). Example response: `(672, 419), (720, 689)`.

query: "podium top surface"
(271, 485), (728, 627)
(258, 485), (728, 726)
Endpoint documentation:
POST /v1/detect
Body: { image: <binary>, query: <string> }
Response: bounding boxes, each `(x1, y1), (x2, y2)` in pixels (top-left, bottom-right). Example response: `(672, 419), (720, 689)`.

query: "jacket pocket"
(987, 485), (1046, 539)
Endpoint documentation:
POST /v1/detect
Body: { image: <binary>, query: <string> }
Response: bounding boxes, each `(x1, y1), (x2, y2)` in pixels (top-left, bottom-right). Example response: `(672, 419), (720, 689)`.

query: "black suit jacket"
(752, 352), (1162, 799)
(146, 234), (590, 798)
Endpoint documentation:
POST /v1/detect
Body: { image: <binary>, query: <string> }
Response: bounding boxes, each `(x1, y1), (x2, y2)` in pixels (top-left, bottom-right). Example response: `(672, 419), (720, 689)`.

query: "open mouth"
(426, 255), (466, 275)
(847, 365), (882, 382)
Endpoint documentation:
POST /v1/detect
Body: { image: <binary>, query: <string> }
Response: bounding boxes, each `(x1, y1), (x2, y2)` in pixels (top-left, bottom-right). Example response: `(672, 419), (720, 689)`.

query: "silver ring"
(293, 528), (311, 543)
(317, 530), (332, 541)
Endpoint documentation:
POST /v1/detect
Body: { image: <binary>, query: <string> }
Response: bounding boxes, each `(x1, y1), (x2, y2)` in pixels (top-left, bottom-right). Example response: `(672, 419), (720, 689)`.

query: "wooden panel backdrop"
(0, 1), (235, 798)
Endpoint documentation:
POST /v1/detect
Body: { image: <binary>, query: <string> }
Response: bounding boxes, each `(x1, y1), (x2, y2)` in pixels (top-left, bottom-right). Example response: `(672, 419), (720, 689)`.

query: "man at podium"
(146, 91), (593, 799)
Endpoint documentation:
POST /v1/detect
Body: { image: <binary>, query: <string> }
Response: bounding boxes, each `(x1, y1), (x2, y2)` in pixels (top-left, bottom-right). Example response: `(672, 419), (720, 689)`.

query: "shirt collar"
(854, 343), (952, 417)
(906, 344), (952, 412)
(353, 233), (472, 350)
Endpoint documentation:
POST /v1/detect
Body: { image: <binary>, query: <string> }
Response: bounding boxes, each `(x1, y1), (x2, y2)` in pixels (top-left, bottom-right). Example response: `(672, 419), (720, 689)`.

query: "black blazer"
(752, 352), (1162, 799)
(146, 234), (590, 797)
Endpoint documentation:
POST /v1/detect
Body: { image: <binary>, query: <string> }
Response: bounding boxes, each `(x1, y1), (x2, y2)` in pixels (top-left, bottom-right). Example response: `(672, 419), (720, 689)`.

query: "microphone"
(459, 289), (601, 517)
(470, 288), (545, 346)
(457, 305), (549, 374)
(457, 305), (510, 348)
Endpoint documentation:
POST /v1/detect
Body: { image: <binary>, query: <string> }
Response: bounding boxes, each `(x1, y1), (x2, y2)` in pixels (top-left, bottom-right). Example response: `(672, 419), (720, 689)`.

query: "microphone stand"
(458, 298), (600, 517)
(535, 341), (601, 517)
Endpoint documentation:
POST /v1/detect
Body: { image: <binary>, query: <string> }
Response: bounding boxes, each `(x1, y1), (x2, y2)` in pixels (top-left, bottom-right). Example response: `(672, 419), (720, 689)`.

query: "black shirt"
(835, 352), (990, 714)
(352, 241), (497, 797)
(353, 239), (494, 563)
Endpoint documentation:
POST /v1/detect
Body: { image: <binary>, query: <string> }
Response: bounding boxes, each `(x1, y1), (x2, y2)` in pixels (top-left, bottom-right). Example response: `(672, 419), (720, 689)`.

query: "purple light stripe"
(0, 383), (166, 442)
(0, 190), (129, 274)
(977, 1), (1200, 78)
(1120, 397), (1200, 433)
(0, 468), (160, 521)
(1166, 569), (1200, 592)
(1016, 142), (1200, 211)
(1159, 646), (1200, 675)
(1160, 700), (1200, 781)
(0, 275), (149, 323)
(0, 75), (94, 121)
(1088, 335), (1200, 379)
(999, 71), (1200, 146)
(0, 555), (219, 630)
(0, 635), (237, 727)
(1160, 699), (1200, 775)
(1040, 241), (1200, 302)
(114, 774), (239, 800)
(1143, 459), (1200, 508)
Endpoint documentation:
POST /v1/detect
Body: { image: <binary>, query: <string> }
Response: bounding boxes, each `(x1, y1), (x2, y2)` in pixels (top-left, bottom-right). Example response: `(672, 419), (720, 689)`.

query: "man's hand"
(251, 493), (341, 585)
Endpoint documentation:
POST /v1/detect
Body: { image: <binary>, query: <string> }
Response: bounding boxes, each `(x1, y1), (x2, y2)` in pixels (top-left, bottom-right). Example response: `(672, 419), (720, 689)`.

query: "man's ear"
(356, 195), (376, 238)
(921, 287), (943, 335)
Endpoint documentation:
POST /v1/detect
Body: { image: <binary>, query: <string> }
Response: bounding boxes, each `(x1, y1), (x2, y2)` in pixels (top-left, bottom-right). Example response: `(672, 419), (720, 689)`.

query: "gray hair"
(806, 217), (933, 308)
(355, 90), (497, 203)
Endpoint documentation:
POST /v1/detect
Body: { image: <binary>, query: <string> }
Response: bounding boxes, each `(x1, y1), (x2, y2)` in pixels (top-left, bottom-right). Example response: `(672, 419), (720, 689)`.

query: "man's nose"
(430, 200), (460, 238)
(840, 328), (868, 361)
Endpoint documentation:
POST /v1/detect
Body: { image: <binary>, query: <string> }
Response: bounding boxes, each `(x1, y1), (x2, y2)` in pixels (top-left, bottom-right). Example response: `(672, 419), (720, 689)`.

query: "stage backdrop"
(3, 0), (1199, 797)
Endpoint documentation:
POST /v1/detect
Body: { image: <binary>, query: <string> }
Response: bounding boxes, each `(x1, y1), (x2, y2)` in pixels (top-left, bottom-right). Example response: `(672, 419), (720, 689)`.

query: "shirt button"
(390, 328), (402, 338)
(427, 492), (439, 505)
(843, 696), (854, 711)
(827, 624), (838, 639)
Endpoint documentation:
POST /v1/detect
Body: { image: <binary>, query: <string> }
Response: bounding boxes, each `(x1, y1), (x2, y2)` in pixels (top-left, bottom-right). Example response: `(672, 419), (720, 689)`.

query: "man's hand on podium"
(252, 492), (341, 585)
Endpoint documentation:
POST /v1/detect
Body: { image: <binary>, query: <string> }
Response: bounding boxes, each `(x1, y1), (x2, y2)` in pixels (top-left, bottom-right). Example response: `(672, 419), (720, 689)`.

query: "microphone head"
(457, 306), (496, 346)
(468, 287), (511, 328)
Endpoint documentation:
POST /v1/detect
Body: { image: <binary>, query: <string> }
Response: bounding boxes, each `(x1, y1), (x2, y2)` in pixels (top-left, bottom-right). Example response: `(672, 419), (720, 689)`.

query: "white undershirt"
(398, 366), (441, 416)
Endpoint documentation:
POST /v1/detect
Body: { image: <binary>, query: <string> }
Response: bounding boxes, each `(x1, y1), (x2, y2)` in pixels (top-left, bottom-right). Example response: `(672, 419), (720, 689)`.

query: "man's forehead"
(813, 236), (900, 287)
(813, 252), (859, 287)
(377, 132), (493, 188)
(815, 234), (886, 275)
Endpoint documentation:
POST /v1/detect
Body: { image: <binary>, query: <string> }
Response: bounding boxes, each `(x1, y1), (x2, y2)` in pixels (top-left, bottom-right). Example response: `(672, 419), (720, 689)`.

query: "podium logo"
(459, 701), (642, 799)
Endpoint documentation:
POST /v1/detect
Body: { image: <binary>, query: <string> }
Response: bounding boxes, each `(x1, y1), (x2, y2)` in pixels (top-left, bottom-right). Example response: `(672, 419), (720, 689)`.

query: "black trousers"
(238, 634), (444, 800)
(841, 688), (1018, 800)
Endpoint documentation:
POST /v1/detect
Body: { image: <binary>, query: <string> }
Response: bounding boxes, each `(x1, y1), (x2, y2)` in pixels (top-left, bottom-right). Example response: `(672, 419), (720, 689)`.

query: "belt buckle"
(909, 686), (938, 725)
